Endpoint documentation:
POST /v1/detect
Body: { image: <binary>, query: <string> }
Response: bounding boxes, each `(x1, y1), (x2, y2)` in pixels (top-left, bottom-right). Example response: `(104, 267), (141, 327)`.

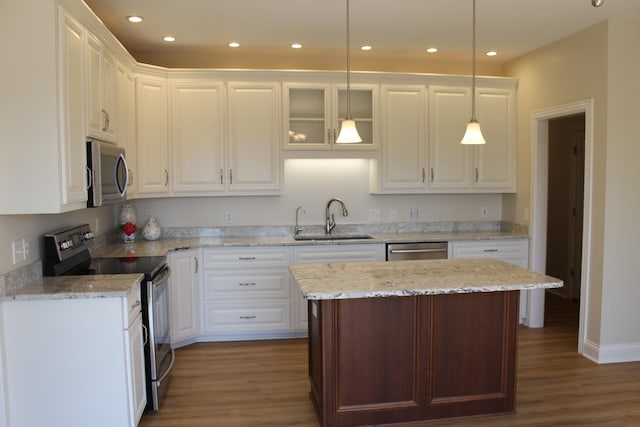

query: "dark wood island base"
(307, 291), (520, 427)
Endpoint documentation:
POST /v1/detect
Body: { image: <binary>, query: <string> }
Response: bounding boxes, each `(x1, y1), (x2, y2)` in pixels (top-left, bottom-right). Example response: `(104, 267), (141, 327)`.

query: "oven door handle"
(157, 348), (176, 386)
(153, 264), (171, 286)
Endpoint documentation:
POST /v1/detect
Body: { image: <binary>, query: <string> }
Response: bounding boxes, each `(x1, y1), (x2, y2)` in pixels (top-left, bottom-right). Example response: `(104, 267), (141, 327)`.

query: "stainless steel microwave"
(87, 139), (129, 207)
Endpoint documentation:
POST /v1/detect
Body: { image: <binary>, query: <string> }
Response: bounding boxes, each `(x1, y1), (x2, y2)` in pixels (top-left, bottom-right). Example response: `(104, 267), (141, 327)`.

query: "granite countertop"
(289, 258), (563, 300)
(3, 274), (143, 301)
(92, 230), (528, 258)
(2, 226), (528, 302)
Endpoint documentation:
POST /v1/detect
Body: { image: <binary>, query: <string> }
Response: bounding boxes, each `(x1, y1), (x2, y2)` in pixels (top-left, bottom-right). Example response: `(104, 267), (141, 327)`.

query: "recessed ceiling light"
(229, 42), (240, 48)
(127, 16), (143, 23)
(361, 45), (372, 51)
(426, 47), (438, 53)
(291, 43), (302, 49)
(486, 51), (497, 57)
(163, 36), (175, 42)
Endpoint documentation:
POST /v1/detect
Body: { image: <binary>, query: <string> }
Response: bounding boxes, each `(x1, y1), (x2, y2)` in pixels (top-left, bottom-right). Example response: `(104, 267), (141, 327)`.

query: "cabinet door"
(378, 85), (427, 191)
(474, 87), (516, 192)
(59, 10), (88, 205)
(125, 311), (147, 426)
(227, 82), (281, 193)
(171, 81), (225, 193)
(284, 83), (331, 149)
(116, 64), (137, 196)
(332, 84), (377, 150)
(86, 34), (116, 142)
(168, 249), (200, 345)
(428, 86), (473, 190)
(283, 83), (377, 150)
(136, 76), (169, 194)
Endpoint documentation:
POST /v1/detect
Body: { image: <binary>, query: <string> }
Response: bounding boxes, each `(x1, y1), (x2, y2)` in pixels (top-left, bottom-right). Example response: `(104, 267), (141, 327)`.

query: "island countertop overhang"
(289, 258), (563, 300)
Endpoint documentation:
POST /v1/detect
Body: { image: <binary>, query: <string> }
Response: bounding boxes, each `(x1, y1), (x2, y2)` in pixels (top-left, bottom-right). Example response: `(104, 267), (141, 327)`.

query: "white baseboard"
(582, 339), (640, 364)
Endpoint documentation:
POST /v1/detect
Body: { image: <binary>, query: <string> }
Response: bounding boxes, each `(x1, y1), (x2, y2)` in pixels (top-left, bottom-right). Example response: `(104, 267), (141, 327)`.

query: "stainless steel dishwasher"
(386, 242), (448, 261)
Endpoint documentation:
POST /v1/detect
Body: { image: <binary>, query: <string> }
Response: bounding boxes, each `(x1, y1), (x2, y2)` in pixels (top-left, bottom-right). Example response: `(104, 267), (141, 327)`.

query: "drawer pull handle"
(483, 249), (499, 252)
(239, 282), (256, 287)
(240, 315), (256, 320)
(238, 256), (256, 260)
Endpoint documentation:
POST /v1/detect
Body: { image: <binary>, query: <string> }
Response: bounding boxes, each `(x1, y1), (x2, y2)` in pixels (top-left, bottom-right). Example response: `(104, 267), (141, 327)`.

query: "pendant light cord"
(471, 0), (477, 122)
(346, 0), (352, 120)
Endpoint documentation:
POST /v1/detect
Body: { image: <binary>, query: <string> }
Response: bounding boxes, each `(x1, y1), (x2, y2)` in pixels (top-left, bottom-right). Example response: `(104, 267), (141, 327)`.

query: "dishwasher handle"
(388, 248), (447, 254)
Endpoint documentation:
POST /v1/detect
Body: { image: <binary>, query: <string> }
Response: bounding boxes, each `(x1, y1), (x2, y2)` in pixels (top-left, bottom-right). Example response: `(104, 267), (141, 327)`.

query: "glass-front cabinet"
(283, 83), (377, 150)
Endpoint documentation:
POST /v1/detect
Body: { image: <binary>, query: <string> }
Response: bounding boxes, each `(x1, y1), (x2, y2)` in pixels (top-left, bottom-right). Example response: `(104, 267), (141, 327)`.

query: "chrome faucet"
(295, 206), (305, 236)
(325, 198), (349, 235)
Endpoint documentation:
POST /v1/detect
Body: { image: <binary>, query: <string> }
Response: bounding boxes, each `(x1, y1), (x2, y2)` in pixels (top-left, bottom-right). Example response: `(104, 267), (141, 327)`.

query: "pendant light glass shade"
(336, 0), (362, 144)
(461, 0), (486, 145)
(460, 120), (486, 145)
(336, 119), (362, 143)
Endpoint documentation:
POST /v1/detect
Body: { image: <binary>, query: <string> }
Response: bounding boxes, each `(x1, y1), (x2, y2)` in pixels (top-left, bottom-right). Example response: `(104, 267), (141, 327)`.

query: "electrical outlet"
(224, 211), (233, 224)
(11, 239), (26, 264)
(369, 208), (381, 222)
(410, 208), (419, 221)
(388, 209), (398, 221)
(523, 208), (530, 223)
(481, 207), (488, 218)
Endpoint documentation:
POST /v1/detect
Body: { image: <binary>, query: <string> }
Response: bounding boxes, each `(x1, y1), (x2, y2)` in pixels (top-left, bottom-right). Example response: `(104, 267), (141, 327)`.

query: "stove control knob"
(60, 239), (74, 250)
(82, 231), (94, 240)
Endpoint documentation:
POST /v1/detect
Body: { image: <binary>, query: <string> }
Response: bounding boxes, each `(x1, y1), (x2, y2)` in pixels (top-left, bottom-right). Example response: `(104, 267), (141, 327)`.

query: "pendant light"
(460, 0), (486, 145)
(336, 0), (362, 144)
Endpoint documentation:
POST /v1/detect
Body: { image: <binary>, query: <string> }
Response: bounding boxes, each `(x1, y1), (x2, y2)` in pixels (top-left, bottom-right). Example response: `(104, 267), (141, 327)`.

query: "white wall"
(599, 19), (640, 349)
(505, 19), (640, 361)
(0, 207), (116, 275)
(129, 159), (502, 228)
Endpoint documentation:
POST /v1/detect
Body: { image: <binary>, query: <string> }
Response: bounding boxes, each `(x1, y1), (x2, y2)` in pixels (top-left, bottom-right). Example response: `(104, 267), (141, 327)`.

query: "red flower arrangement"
(119, 222), (137, 236)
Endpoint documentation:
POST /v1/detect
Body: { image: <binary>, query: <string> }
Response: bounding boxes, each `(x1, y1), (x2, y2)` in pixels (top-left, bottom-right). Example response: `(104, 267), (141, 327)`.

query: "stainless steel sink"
(293, 234), (373, 241)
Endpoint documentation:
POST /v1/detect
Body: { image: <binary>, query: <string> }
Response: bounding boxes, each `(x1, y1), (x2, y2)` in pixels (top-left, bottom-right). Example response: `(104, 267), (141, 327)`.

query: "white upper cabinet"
(374, 85), (428, 191)
(474, 87), (516, 192)
(116, 64), (137, 196)
(428, 85), (474, 190)
(1, 5), (88, 213)
(227, 81), (281, 193)
(372, 81), (516, 194)
(283, 83), (377, 150)
(428, 85), (516, 193)
(86, 33), (117, 143)
(58, 8), (89, 207)
(135, 75), (170, 195)
(170, 81), (225, 194)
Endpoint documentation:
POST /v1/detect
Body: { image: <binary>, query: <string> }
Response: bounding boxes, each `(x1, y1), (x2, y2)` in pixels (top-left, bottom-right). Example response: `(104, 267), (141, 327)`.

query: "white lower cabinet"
(291, 244), (386, 333)
(449, 239), (529, 323)
(168, 248), (201, 347)
(201, 247), (293, 340)
(0, 281), (146, 427)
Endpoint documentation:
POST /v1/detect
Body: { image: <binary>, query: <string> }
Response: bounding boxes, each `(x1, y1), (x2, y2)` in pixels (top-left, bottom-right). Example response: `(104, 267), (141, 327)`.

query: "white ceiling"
(84, 0), (640, 72)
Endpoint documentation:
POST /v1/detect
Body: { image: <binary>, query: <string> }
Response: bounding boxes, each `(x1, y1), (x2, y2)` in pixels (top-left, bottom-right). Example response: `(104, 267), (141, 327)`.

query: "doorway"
(529, 99), (594, 355)
(546, 114), (585, 302)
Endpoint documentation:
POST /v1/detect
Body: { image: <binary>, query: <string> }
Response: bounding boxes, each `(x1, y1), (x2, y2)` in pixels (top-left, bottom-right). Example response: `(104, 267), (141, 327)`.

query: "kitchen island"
(289, 258), (562, 427)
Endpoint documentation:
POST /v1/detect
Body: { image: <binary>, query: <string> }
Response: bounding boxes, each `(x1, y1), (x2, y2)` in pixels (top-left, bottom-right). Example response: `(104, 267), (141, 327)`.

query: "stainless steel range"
(43, 224), (174, 412)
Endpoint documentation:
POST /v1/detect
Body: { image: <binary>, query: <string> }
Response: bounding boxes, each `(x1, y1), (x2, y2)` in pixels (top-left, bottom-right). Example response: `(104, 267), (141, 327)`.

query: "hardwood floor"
(139, 293), (640, 426)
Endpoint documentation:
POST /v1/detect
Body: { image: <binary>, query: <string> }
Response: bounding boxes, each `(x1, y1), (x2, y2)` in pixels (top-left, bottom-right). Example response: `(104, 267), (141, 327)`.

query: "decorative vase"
(123, 232), (136, 244)
(142, 217), (162, 241)
(119, 204), (136, 225)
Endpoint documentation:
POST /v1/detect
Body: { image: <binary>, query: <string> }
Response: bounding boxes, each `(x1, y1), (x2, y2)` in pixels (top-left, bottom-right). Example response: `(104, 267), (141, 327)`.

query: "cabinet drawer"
(203, 268), (290, 299)
(292, 244), (385, 263)
(450, 239), (528, 267)
(202, 300), (291, 334)
(203, 247), (290, 268)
